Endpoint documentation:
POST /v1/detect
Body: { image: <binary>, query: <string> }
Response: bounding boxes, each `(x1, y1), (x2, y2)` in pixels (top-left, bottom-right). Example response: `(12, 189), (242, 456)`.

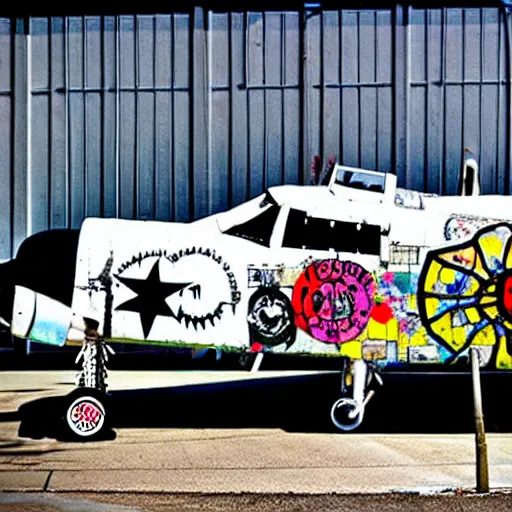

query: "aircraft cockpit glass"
(335, 168), (386, 193)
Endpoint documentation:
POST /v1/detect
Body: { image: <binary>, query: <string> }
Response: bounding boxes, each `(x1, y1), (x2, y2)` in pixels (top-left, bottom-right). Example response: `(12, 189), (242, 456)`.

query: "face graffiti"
(292, 260), (375, 344)
(247, 286), (296, 348)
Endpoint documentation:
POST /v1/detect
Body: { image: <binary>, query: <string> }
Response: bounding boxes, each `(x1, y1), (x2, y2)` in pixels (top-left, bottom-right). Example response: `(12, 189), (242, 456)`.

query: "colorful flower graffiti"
(291, 260), (375, 343)
(418, 223), (512, 369)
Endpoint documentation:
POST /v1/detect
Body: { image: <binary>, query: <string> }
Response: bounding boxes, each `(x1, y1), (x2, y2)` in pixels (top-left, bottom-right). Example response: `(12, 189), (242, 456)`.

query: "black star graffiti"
(115, 259), (192, 339)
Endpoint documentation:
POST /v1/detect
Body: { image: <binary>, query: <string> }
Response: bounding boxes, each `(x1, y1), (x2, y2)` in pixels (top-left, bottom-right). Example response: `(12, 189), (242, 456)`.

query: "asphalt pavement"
(0, 369), (511, 509)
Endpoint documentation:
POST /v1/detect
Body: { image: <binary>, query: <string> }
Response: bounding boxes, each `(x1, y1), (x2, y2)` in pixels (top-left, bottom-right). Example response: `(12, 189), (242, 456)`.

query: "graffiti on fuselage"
(444, 215), (508, 242)
(291, 260), (375, 344)
(418, 222), (512, 370)
(245, 224), (512, 369)
(114, 247), (241, 338)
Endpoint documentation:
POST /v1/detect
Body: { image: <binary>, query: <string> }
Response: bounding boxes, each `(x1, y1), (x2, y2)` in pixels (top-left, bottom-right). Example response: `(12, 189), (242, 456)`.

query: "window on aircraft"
(390, 245), (420, 265)
(283, 212), (334, 251)
(224, 201), (280, 247)
(304, 217), (333, 251)
(358, 224), (381, 255)
(335, 168), (386, 193)
(282, 209), (307, 249)
(331, 221), (358, 253)
(283, 211), (380, 255)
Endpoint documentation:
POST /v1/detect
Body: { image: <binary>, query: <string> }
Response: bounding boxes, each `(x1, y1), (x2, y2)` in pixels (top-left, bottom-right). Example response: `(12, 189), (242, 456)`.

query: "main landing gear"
(330, 358), (383, 432)
(61, 322), (114, 441)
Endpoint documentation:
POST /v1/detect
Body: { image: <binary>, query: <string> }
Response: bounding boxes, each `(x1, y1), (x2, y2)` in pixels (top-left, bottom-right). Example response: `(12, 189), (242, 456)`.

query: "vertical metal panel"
(173, 13), (191, 221)
(137, 15), (156, 220)
(247, 12), (265, 197)
(305, 10), (321, 171)
(85, 16), (102, 219)
(359, 11), (377, 171)
(68, 16), (85, 229)
(3, 6), (512, 261)
(462, 9), (482, 185)
(0, 18), (11, 260)
(394, 4), (407, 186)
(425, 9), (443, 194)
(29, 18), (50, 235)
(192, 7), (208, 221)
(264, 12), (284, 188)
(322, 10), (340, 165)
(230, 12), (249, 205)
(497, 9), (509, 194)
(154, 15), (172, 221)
(444, 9), (463, 194)
(409, 9), (427, 191)
(12, 18), (28, 258)
(50, 17), (66, 229)
(283, 12), (301, 185)
(341, 11), (361, 167)
(209, 12), (230, 214)
(481, 8), (499, 193)
(102, 16), (118, 219)
(376, 10), (392, 173)
(119, 15), (136, 220)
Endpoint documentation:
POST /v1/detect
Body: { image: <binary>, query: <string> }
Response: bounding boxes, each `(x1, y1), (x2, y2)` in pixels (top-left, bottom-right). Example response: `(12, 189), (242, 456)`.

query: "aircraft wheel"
(330, 397), (364, 432)
(62, 388), (110, 441)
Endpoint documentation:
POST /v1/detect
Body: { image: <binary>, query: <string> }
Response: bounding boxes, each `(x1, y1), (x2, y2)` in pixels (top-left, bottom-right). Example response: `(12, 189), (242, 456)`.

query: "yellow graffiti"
(496, 335), (512, 370)
(418, 223), (512, 369)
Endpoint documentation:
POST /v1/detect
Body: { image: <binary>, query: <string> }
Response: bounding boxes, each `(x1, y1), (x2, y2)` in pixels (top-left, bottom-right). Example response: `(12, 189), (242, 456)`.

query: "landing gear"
(61, 324), (114, 441)
(330, 358), (383, 432)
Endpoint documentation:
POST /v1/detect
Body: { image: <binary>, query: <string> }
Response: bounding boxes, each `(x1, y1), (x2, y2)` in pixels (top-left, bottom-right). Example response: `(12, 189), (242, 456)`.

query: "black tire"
(59, 388), (112, 442)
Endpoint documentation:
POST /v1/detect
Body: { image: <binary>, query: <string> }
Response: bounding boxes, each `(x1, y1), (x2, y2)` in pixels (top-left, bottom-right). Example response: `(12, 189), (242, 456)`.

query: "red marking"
(72, 402), (101, 427)
(250, 342), (263, 353)
(370, 301), (394, 325)
(453, 254), (471, 265)
(503, 275), (512, 316)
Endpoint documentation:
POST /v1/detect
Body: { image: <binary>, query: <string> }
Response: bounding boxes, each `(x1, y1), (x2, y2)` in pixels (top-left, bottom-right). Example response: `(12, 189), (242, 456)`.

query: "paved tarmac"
(0, 370), (511, 499)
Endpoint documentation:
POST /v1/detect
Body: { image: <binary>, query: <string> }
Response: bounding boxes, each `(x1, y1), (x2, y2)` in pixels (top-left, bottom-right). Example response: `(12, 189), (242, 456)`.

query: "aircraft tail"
(459, 148), (480, 196)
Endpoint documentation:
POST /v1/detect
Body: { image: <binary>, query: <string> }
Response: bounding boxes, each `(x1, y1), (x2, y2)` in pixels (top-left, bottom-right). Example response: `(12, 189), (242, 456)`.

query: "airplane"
(1, 149), (512, 440)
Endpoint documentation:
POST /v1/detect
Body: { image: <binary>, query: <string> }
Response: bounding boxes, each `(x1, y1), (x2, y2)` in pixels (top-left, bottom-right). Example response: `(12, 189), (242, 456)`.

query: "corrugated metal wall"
(0, 4), (511, 261)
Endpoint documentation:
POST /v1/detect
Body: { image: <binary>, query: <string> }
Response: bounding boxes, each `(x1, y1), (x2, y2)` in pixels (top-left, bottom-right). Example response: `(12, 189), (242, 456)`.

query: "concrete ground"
(0, 370), (510, 507)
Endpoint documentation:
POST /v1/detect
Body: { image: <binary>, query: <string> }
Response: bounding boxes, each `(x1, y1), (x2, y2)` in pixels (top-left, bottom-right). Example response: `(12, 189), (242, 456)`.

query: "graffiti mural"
(291, 260), (375, 344)
(247, 286), (296, 349)
(444, 214), (508, 242)
(114, 247), (241, 338)
(418, 223), (512, 369)
(8, 165), (512, 367)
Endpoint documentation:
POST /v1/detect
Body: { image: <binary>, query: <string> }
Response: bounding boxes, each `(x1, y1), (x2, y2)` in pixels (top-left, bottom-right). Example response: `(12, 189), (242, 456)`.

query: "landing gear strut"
(62, 321), (114, 441)
(330, 358), (383, 432)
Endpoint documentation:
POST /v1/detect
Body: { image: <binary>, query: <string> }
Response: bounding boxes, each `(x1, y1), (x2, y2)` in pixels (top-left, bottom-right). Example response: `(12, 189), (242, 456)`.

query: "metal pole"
(471, 347), (489, 493)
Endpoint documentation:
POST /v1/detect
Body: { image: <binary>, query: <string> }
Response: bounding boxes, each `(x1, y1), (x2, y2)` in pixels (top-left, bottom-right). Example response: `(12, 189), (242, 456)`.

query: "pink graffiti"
(292, 260), (376, 343)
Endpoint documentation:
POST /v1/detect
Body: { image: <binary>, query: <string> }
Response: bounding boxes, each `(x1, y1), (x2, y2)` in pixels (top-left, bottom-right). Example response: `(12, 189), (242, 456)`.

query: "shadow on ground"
(3, 371), (512, 441)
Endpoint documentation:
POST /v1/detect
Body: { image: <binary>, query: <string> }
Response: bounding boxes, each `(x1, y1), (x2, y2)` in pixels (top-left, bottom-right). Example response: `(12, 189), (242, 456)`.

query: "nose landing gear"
(330, 358), (383, 432)
(61, 321), (114, 441)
